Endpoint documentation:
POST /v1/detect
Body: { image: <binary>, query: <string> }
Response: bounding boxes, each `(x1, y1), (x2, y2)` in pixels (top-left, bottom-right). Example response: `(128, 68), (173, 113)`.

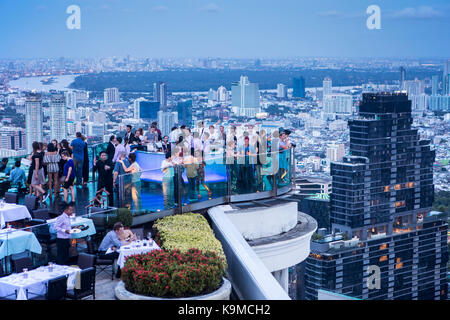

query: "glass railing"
(117, 147), (295, 216)
(87, 142), (109, 182)
(0, 142), (109, 197)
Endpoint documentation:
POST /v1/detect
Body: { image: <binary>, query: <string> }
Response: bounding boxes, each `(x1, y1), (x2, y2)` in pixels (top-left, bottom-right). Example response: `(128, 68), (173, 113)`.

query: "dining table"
(0, 203), (32, 229)
(116, 239), (160, 269)
(0, 264), (81, 300)
(0, 228), (42, 261)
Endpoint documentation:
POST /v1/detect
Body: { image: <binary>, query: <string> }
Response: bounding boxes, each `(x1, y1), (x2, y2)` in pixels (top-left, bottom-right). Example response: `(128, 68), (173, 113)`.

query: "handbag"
(60, 175), (66, 184)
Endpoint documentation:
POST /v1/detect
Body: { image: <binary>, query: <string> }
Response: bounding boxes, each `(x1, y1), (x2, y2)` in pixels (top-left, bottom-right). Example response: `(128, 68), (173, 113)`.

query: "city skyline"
(0, 0), (449, 59)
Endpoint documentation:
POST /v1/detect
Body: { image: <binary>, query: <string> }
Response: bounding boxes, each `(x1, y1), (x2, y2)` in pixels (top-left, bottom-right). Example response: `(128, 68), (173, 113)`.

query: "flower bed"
(121, 249), (226, 298)
(153, 213), (227, 269)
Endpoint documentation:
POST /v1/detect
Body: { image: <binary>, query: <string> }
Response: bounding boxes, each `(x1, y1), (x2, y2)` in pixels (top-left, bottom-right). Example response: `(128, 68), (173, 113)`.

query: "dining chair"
(66, 267), (96, 300)
(12, 257), (33, 274)
(28, 275), (68, 300)
(24, 194), (38, 213)
(4, 192), (18, 204)
(77, 253), (95, 270)
(32, 208), (51, 220)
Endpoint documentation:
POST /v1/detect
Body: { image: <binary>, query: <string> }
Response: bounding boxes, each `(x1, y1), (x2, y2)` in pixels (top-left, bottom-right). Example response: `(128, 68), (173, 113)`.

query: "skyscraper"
(153, 82), (161, 102)
(177, 99), (193, 127)
(277, 84), (287, 99)
(443, 59), (450, 95)
(159, 82), (167, 110)
(217, 86), (228, 102)
(153, 81), (168, 110)
(305, 92), (448, 300)
(326, 143), (345, 162)
(25, 93), (43, 153)
(323, 77), (332, 97)
(158, 110), (178, 137)
(431, 75), (439, 96)
(104, 88), (120, 104)
(231, 76), (260, 118)
(323, 94), (353, 114)
(292, 77), (306, 98)
(50, 93), (67, 142)
(399, 67), (406, 90)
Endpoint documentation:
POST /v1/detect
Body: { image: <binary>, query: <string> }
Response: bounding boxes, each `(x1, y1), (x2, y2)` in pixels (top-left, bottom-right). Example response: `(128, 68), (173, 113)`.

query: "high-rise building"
(323, 77), (332, 97)
(86, 122), (104, 137)
(429, 95), (450, 112)
(431, 75), (439, 96)
(153, 81), (168, 110)
(177, 100), (193, 127)
(277, 83), (287, 99)
(305, 92), (448, 300)
(25, 93), (43, 153)
(292, 77), (306, 98)
(157, 110), (178, 137)
(399, 67), (406, 90)
(326, 143), (345, 162)
(208, 88), (217, 101)
(404, 79), (424, 96)
(323, 94), (352, 114)
(50, 93), (67, 141)
(159, 82), (167, 110)
(0, 127), (26, 151)
(64, 91), (77, 108)
(104, 88), (120, 104)
(217, 86), (228, 102)
(231, 76), (260, 118)
(443, 59), (450, 95)
(153, 82), (161, 102)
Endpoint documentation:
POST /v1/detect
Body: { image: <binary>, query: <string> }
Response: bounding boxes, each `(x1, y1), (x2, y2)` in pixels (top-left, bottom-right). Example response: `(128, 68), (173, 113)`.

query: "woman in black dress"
(82, 135), (89, 186)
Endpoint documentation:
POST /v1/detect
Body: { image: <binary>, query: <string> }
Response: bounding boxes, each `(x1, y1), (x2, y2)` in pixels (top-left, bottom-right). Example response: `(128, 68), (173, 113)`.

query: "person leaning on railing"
(118, 153), (142, 211)
(161, 152), (175, 209)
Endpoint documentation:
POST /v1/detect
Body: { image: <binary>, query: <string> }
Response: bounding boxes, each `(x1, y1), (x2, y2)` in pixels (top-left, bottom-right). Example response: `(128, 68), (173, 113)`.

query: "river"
(8, 74), (79, 92)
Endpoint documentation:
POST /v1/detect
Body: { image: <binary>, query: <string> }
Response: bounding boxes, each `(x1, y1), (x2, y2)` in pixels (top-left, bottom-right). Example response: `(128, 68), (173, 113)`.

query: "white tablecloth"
(0, 264), (80, 300)
(116, 240), (160, 268)
(0, 204), (32, 228)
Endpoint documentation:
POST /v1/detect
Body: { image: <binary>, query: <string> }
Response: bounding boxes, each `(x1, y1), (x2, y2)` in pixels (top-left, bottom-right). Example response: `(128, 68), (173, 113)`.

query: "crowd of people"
(2, 120), (293, 213)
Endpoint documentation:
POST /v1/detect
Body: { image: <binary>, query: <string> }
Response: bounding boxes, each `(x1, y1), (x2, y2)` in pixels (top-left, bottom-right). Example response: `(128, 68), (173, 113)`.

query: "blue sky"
(0, 0), (449, 58)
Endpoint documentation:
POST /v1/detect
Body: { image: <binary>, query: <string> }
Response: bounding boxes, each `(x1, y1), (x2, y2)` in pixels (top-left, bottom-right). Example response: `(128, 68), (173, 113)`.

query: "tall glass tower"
(25, 93), (43, 153)
(50, 93), (67, 142)
(304, 92), (448, 300)
(292, 77), (306, 98)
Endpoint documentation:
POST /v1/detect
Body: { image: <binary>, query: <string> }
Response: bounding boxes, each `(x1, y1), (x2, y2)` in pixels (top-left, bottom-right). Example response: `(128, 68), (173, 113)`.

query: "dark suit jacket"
(106, 142), (116, 162)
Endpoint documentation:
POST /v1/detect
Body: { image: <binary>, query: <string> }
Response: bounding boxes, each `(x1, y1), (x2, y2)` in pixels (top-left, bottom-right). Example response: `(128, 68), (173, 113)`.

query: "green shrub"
(106, 208), (133, 228)
(153, 213), (227, 269)
(122, 249), (225, 298)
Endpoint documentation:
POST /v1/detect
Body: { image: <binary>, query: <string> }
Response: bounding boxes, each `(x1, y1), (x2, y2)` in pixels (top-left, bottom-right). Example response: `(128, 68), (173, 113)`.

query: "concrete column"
(272, 268), (289, 293)
(280, 268), (289, 293)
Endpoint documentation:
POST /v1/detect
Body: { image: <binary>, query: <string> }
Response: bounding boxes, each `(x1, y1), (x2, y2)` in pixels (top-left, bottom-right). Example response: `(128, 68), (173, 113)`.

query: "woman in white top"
(118, 153), (142, 210)
(43, 142), (61, 199)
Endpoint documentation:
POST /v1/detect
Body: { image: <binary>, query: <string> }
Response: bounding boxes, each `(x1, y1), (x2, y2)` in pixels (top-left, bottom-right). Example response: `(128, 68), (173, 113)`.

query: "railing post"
(226, 164), (232, 203)
(176, 165), (183, 214)
(272, 150), (278, 197)
(290, 146), (295, 189)
(117, 174), (124, 209)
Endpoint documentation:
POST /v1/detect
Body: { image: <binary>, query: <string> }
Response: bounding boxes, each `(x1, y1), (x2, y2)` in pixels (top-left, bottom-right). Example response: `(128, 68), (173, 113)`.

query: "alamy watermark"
(366, 5), (381, 30)
(66, 5), (81, 30)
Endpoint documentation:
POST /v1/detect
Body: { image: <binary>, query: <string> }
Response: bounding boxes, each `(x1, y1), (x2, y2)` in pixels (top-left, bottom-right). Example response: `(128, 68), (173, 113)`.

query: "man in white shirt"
(113, 137), (126, 163)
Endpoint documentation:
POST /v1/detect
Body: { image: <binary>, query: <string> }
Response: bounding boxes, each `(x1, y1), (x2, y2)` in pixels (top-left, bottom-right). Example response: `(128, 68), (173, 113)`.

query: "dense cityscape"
(0, 56), (448, 301)
(0, 0), (449, 306)
(1, 57), (449, 192)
